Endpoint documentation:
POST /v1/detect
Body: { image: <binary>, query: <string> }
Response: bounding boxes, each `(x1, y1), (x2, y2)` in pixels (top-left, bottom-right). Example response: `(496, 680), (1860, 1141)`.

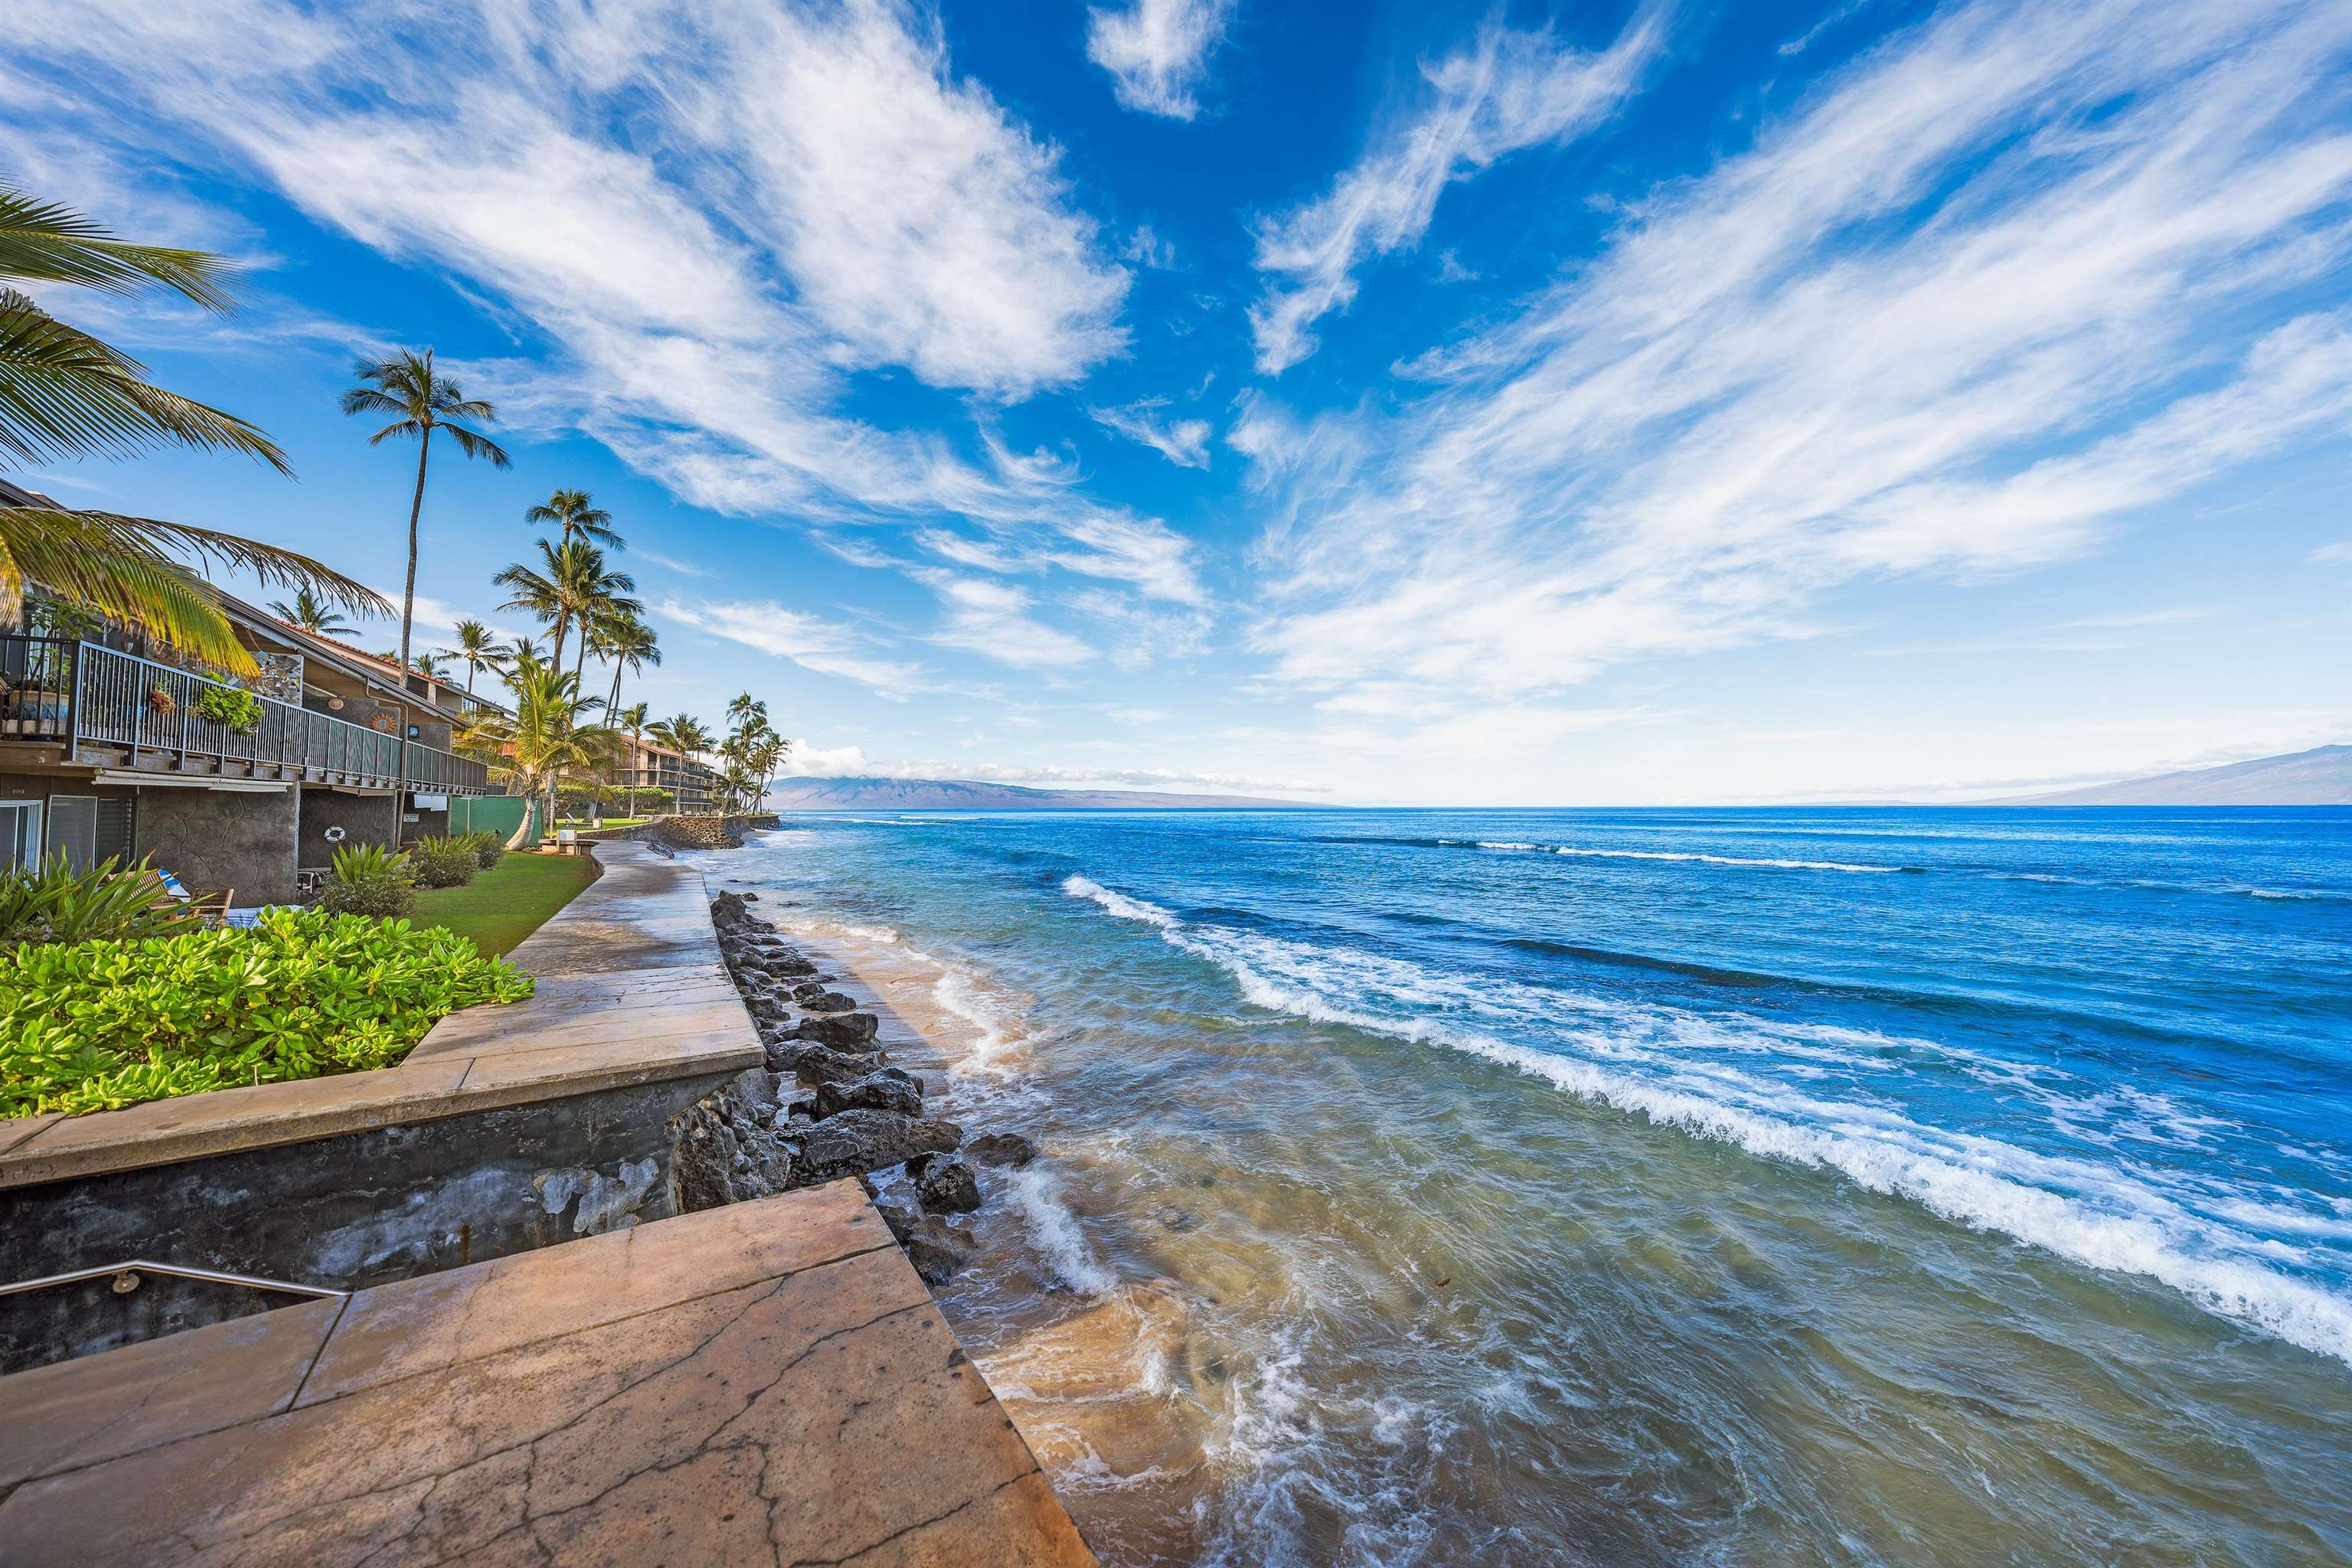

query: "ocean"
(700, 808), (2352, 1566)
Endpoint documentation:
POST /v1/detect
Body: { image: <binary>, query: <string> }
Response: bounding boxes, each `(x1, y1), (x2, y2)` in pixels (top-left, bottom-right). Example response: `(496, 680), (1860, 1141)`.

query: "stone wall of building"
(133, 783), (299, 905)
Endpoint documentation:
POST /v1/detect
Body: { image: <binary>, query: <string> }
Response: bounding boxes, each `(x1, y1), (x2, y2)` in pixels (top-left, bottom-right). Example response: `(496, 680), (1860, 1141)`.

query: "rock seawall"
(671, 889), (1033, 1285)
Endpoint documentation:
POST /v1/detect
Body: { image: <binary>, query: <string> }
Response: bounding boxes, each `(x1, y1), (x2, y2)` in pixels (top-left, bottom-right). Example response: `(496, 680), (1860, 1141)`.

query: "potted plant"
(192, 684), (265, 734)
(145, 685), (177, 719)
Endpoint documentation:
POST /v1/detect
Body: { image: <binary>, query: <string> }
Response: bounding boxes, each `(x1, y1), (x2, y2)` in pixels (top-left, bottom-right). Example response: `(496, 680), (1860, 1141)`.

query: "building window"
(0, 799), (41, 871)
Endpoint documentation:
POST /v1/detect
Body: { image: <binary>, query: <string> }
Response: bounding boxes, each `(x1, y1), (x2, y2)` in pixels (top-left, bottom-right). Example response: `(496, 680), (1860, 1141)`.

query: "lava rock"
(789, 980), (831, 1004)
(789, 1043), (890, 1087)
(803, 990), (859, 1014)
(789, 1109), (962, 1183)
(812, 1072), (923, 1120)
(964, 1132), (1036, 1168)
(793, 1011), (880, 1049)
(913, 1156), (982, 1214)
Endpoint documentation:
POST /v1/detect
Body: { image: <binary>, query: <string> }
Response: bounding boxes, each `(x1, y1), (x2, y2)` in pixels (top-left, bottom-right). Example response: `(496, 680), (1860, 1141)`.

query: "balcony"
(0, 636), (492, 795)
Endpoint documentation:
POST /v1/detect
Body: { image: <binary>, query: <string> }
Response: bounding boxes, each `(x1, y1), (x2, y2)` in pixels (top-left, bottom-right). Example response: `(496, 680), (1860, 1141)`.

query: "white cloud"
(1090, 399), (1213, 467)
(2313, 541), (2352, 564)
(921, 577), (1097, 668)
(1086, 0), (1236, 120)
(655, 596), (930, 699)
(1243, 0), (2352, 712)
(0, 0), (1200, 612)
(1249, 5), (1668, 372)
(631, 548), (710, 579)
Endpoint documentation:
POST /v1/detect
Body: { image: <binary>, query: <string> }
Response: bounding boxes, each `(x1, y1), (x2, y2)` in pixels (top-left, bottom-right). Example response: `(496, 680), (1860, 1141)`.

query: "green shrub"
(0, 853), (198, 946)
(459, 828), (505, 870)
(318, 843), (416, 918)
(1, 910), (534, 1119)
(407, 835), (478, 890)
(191, 684), (265, 733)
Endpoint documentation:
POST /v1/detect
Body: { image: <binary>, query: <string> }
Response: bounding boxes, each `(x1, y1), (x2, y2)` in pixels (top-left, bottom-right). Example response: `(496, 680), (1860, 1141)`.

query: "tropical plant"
(410, 650), (448, 682)
(317, 842), (417, 919)
(616, 700), (650, 817)
(191, 684), (263, 733)
(266, 585), (355, 638)
(445, 618), (508, 698)
(0, 852), (198, 946)
(340, 347), (510, 675)
(405, 835), (477, 890)
(500, 653), (614, 849)
(714, 694), (788, 813)
(0, 908), (533, 1119)
(0, 185), (387, 673)
(457, 828), (505, 871)
(593, 616), (660, 716)
(649, 713), (712, 756)
(493, 537), (639, 673)
(524, 487), (623, 550)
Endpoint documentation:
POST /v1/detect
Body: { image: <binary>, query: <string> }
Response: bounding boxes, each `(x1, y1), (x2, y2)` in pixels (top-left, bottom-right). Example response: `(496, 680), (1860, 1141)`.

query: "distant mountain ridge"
(766, 776), (1317, 811)
(1998, 744), (2352, 805)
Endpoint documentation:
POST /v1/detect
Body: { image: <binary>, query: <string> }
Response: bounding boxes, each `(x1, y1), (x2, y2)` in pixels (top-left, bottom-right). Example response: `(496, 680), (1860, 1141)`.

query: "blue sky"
(3, 0), (2348, 805)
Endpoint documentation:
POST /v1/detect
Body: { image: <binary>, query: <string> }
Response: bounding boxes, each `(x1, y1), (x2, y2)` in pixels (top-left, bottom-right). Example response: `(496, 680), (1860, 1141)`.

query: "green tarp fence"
(448, 795), (536, 843)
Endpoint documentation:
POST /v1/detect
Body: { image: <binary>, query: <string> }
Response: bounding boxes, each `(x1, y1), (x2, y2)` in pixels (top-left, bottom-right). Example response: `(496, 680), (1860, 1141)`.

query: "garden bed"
(2, 911), (533, 1120)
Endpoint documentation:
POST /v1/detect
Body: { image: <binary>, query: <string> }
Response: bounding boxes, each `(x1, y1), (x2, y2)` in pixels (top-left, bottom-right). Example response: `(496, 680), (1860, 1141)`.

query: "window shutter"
(46, 795), (98, 871)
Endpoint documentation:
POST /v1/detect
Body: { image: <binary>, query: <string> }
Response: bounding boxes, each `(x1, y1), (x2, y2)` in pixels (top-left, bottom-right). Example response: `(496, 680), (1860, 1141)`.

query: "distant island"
(1998, 744), (2352, 805)
(766, 776), (1319, 811)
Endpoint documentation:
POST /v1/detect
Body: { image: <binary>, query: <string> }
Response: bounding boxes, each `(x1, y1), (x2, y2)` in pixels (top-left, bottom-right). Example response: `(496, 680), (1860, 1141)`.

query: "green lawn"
(413, 851), (599, 957)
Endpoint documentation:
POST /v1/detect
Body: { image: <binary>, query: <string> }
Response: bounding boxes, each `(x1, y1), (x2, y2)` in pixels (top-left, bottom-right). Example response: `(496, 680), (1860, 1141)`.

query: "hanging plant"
(145, 685), (177, 718)
(193, 684), (265, 735)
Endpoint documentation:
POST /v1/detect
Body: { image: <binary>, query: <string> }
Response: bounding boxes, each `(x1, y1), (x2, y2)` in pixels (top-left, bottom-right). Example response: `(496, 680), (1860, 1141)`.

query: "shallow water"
(704, 808), (2352, 1566)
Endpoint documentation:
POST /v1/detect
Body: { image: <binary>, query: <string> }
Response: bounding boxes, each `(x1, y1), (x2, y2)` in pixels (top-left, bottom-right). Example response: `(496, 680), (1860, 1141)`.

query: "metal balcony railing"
(0, 635), (492, 795)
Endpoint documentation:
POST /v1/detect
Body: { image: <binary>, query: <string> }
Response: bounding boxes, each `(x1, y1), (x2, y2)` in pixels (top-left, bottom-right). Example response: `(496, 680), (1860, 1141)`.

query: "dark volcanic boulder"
(812, 1072), (923, 1120)
(789, 980), (831, 1004)
(913, 1156), (982, 1214)
(710, 890), (753, 926)
(904, 1217), (975, 1285)
(788, 1043), (888, 1087)
(964, 1132), (1036, 1168)
(803, 990), (859, 1014)
(793, 1011), (880, 1049)
(788, 1109), (962, 1183)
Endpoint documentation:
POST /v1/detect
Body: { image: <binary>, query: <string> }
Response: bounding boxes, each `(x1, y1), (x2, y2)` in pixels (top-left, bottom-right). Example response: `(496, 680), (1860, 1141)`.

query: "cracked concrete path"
(0, 1181), (1098, 1566)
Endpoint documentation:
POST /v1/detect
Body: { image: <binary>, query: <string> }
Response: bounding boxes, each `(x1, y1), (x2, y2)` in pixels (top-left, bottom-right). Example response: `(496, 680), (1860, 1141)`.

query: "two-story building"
(0, 479), (499, 903)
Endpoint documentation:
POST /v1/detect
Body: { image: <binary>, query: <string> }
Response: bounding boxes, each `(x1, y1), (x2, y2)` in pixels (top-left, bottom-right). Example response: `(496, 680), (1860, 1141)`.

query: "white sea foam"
(1059, 875), (2352, 1367)
(933, 963), (1023, 1073)
(1470, 839), (1905, 874)
(1007, 1166), (1121, 1296)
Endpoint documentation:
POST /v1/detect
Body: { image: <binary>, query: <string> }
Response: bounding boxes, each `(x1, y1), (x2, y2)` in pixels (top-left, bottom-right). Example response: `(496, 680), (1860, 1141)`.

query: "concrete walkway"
(0, 1181), (1097, 1566)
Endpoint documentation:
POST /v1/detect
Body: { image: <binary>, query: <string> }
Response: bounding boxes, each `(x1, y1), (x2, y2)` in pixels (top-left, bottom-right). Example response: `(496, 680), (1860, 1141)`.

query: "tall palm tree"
(492, 538), (636, 671)
(267, 585), (354, 638)
(648, 713), (710, 756)
(498, 653), (611, 848)
(725, 691), (765, 734)
(594, 615), (659, 714)
(0, 185), (384, 671)
(340, 347), (510, 675)
(411, 650), (448, 681)
(443, 617), (508, 698)
(507, 635), (544, 665)
(616, 700), (649, 817)
(525, 488), (623, 550)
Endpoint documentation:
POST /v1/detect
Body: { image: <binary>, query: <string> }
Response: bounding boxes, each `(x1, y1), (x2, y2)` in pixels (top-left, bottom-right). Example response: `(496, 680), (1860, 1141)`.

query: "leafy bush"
(459, 829), (505, 870)
(407, 835), (478, 889)
(0, 853), (198, 946)
(1, 910), (534, 1119)
(317, 843), (416, 918)
(192, 684), (265, 734)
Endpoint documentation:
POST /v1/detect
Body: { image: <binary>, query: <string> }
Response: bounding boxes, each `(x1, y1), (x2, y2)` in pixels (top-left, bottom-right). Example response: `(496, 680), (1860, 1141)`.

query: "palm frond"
(0, 290), (291, 471)
(0, 186), (239, 312)
(0, 508), (254, 670)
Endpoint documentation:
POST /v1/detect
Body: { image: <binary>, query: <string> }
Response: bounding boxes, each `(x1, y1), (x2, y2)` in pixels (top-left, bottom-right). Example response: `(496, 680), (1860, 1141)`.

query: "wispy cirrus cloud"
(781, 744), (1323, 794)
(1086, 0), (1236, 120)
(1242, 0), (2352, 707)
(0, 0), (1206, 639)
(1090, 398), (1213, 467)
(1248, 5), (1669, 373)
(655, 596), (933, 700)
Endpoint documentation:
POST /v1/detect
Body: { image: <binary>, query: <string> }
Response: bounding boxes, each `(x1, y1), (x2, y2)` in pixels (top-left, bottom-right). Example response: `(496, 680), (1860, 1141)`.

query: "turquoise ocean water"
(712, 808), (2352, 1566)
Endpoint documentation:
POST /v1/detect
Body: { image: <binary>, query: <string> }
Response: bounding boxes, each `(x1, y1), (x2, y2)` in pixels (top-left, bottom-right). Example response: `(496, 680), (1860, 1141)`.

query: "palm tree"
(267, 586), (354, 638)
(525, 488), (623, 550)
(616, 701), (649, 817)
(648, 713), (710, 756)
(725, 691), (766, 733)
(508, 635), (544, 665)
(594, 616), (660, 714)
(443, 618), (508, 699)
(493, 538), (637, 671)
(0, 185), (385, 671)
(411, 651), (448, 682)
(499, 653), (611, 848)
(340, 348), (510, 676)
